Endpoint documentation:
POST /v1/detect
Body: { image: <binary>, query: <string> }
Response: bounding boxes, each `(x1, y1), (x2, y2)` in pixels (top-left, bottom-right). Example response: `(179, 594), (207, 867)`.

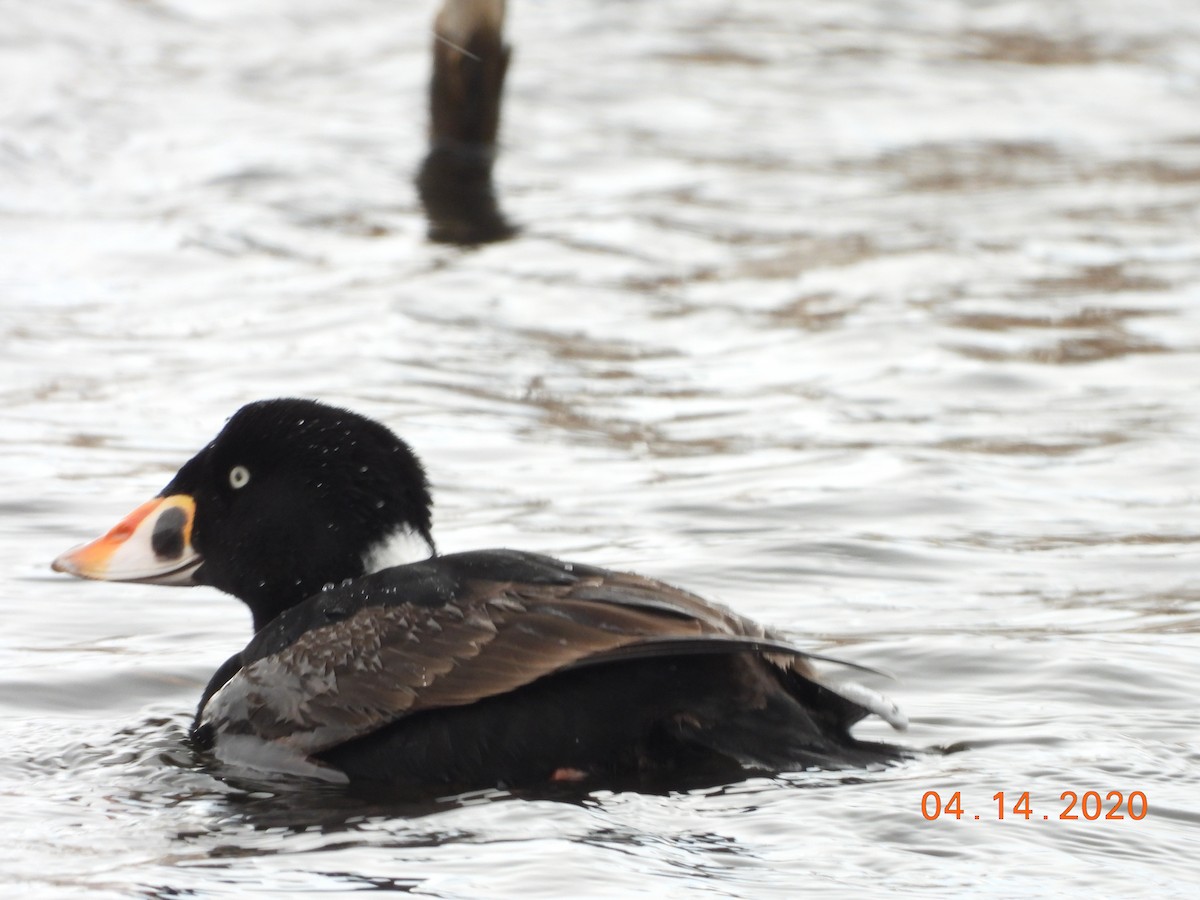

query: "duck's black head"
(53, 399), (436, 631)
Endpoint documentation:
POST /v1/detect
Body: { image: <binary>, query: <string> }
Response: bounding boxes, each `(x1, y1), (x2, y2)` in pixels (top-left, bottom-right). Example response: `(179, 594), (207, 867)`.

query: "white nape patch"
(834, 681), (909, 732)
(212, 734), (350, 785)
(361, 524), (435, 574)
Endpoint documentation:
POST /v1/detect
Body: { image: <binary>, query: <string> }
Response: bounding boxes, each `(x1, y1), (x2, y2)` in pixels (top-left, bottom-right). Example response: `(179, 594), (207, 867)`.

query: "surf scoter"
(52, 398), (906, 793)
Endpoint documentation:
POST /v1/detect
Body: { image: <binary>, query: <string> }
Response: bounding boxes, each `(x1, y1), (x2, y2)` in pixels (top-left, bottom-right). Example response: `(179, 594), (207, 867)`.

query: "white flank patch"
(361, 524), (435, 574)
(212, 734), (350, 784)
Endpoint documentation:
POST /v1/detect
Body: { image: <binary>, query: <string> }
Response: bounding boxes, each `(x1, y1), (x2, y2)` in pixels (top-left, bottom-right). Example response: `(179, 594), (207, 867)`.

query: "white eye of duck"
(229, 465), (251, 490)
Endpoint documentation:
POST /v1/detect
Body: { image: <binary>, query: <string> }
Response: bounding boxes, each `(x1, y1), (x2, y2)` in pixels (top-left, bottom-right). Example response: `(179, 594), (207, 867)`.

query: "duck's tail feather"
(669, 661), (909, 771)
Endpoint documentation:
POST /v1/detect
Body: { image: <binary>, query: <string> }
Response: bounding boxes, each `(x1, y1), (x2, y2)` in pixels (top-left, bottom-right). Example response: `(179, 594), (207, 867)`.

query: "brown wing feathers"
(204, 569), (821, 753)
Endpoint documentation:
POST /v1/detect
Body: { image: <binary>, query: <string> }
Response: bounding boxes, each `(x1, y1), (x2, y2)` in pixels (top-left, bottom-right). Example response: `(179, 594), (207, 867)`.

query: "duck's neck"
(241, 524), (437, 634)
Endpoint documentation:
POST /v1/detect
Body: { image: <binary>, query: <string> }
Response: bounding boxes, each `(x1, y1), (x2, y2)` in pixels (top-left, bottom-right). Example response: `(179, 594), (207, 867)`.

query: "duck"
(52, 398), (907, 794)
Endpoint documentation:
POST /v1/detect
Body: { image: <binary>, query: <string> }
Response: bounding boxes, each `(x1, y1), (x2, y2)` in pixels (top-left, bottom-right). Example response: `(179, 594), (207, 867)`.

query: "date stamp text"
(921, 790), (1147, 822)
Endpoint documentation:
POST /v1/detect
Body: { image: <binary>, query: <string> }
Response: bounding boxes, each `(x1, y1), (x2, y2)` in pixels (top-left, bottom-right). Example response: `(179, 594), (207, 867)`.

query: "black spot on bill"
(152, 506), (187, 560)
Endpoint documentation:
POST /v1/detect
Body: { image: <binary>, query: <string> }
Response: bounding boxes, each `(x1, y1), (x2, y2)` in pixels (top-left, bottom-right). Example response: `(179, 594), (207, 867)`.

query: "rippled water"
(3, 0), (1199, 896)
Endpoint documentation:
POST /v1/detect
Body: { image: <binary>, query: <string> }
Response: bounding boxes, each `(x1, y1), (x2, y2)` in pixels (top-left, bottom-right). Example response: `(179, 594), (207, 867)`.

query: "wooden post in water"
(416, 0), (516, 244)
